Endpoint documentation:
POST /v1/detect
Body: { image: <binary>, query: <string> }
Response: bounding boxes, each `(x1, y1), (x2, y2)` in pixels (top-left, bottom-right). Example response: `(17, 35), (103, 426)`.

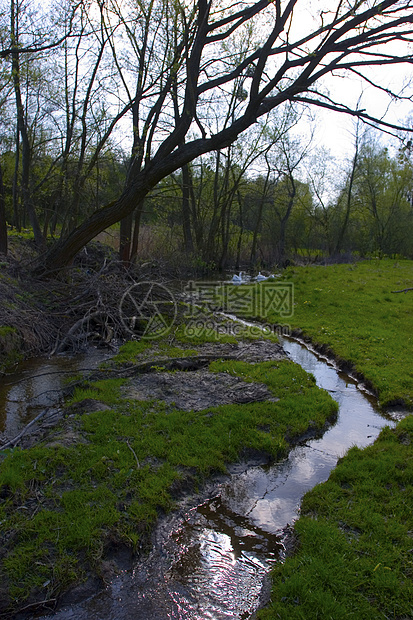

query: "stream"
(24, 335), (399, 620)
(0, 348), (113, 443)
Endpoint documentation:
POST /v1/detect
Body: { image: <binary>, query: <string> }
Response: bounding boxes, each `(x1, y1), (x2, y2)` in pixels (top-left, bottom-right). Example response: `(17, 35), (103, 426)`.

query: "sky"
(314, 68), (413, 161)
(290, 3), (413, 160)
(109, 0), (413, 168)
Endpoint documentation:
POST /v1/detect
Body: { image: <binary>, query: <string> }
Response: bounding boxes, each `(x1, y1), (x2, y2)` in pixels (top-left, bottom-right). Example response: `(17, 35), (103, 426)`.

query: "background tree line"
(136, 127), (413, 271)
(0, 0), (412, 271)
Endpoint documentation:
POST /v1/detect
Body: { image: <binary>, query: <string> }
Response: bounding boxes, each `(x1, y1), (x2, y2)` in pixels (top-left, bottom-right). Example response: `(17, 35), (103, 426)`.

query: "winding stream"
(30, 336), (399, 620)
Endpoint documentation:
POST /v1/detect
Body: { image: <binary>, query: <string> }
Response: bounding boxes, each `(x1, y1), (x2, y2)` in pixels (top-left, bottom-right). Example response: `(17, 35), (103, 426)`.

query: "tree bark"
(0, 160), (7, 255)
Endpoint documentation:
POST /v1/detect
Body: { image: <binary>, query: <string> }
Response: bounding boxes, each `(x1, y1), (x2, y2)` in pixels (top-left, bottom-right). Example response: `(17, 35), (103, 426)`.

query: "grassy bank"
(258, 416), (413, 620)
(250, 259), (413, 619)
(258, 259), (413, 408)
(0, 331), (337, 615)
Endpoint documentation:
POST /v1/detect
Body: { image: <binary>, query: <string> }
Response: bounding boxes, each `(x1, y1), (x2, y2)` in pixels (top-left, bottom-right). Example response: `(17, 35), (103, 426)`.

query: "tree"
(0, 0), (83, 247)
(333, 116), (364, 257)
(262, 127), (313, 266)
(0, 158), (6, 254)
(352, 138), (413, 256)
(22, 0), (413, 273)
(10, 0), (44, 247)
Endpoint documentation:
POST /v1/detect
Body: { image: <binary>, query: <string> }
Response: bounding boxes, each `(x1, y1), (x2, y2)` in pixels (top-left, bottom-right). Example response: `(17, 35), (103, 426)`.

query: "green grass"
(110, 338), (199, 365)
(249, 259), (413, 620)
(0, 353), (337, 612)
(258, 415), (413, 620)
(252, 259), (413, 408)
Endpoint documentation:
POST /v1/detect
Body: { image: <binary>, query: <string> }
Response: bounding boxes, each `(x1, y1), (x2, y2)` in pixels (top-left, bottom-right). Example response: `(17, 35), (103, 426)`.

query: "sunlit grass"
(251, 259), (413, 408)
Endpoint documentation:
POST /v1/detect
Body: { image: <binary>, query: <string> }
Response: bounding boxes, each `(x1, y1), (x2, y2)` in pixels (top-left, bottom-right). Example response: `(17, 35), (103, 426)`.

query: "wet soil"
(2, 339), (285, 451)
(125, 370), (276, 412)
(32, 336), (399, 620)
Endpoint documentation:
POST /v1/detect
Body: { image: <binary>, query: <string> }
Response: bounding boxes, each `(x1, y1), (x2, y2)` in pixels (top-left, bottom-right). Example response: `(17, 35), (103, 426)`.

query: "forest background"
(0, 0), (413, 274)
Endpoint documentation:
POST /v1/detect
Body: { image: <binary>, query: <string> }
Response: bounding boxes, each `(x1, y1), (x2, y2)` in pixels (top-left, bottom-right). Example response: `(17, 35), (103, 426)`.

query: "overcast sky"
(289, 2), (413, 159)
(314, 69), (412, 160)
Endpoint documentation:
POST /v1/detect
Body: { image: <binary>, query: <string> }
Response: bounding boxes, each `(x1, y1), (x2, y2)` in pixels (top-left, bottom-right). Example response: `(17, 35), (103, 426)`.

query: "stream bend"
(36, 336), (397, 620)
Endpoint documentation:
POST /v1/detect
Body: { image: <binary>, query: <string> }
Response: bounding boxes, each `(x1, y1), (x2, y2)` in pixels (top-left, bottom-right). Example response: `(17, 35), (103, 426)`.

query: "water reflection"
(166, 503), (280, 619)
(0, 349), (112, 441)
(38, 337), (397, 620)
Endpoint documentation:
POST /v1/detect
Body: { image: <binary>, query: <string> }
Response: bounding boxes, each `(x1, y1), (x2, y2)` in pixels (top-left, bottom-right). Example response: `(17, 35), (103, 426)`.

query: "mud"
(1, 339), (285, 451)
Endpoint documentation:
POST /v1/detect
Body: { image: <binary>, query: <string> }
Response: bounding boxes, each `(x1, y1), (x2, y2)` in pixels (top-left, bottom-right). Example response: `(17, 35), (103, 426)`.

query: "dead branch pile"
(1, 240), (186, 358)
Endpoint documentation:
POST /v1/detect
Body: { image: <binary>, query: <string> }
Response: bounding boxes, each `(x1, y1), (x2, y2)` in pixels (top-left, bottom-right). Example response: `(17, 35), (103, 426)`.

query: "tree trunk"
(12, 122), (20, 230)
(119, 212), (133, 264)
(250, 172), (270, 268)
(130, 202), (143, 263)
(334, 125), (360, 256)
(235, 188), (244, 270)
(181, 163), (194, 254)
(0, 161), (7, 255)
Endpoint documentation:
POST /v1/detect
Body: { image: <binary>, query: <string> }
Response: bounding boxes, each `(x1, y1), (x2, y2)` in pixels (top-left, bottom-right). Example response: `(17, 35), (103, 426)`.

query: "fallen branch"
(0, 598), (57, 618)
(0, 407), (54, 451)
(391, 287), (413, 293)
(126, 439), (140, 468)
(54, 310), (109, 353)
(96, 354), (243, 379)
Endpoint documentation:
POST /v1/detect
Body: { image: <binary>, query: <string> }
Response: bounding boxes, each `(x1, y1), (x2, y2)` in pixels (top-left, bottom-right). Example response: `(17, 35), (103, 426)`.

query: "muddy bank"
(33, 335), (396, 620)
(2, 339), (285, 451)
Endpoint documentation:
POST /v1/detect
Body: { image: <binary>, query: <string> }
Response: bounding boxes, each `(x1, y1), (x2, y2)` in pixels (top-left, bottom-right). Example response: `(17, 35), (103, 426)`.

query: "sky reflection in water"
(38, 337), (395, 620)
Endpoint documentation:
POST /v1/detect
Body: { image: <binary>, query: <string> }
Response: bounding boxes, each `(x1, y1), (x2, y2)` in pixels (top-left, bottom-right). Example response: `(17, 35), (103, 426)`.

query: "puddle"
(37, 335), (398, 620)
(0, 348), (113, 442)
